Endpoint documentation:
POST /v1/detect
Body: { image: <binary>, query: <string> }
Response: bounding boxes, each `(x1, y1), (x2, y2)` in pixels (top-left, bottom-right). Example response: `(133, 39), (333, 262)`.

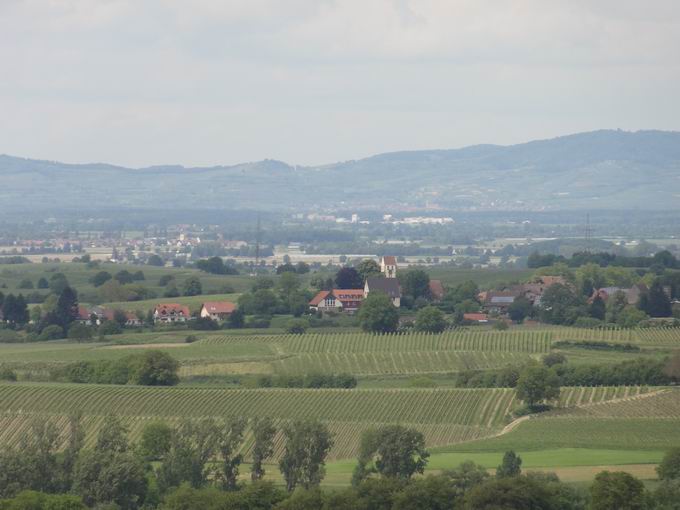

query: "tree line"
(3, 414), (680, 509)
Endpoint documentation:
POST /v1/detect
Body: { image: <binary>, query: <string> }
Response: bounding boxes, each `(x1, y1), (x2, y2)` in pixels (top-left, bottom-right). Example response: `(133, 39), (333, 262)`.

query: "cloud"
(0, 0), (678, 167)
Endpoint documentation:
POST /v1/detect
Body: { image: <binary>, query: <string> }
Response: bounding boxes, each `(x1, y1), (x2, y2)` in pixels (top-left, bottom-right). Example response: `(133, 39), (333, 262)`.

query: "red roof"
(201, 301), (236, 314)
(464, 313), (489, 322)
(382, 256), (397, 265)
(77, 306), (91, 320)
(309, 290), (331, 306)
(154, 303), (191, 316)
(309, 289), (365, 306)
(429, 280), (445, 300)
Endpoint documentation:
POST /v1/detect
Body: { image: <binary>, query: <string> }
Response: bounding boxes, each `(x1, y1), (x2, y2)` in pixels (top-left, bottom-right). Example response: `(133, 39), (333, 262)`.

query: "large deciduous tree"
(515, 366), (560, 408)
(335, 267), (363, 289)
(358, 293), (399, 333)
(353, 425), (429, 484)
(279, 421), (333, 492)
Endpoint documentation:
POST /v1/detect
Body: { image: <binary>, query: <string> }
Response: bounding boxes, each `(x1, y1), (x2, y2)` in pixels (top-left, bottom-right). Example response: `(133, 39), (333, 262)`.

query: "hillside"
(1, 129), (680, 215)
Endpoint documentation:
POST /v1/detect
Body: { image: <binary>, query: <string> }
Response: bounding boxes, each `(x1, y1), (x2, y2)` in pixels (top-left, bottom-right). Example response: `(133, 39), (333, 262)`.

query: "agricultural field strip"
(0, 384), (663, 461)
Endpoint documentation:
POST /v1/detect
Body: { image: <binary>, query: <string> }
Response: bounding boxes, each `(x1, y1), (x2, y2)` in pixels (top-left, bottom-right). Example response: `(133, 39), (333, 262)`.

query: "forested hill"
(2, 129), (679, 216)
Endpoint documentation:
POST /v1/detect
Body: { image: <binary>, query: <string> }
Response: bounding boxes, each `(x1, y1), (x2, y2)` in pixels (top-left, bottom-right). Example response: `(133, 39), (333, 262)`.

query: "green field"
(0, 383), (661, 462)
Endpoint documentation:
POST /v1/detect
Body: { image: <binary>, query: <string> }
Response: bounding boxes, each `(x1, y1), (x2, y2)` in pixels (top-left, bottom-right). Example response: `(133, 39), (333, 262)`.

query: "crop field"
(437, 389), (680, 454)
(0, 383), (648, 460)
(3, 327), (680, 380)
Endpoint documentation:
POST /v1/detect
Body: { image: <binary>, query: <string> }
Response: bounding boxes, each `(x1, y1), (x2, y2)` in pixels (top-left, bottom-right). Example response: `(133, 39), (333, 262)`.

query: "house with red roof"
(428, 280), (445, 301)
(463, 313), (489, 324)
(200, 301), (237, 321)
(309, 289), (365, 314)
(153, 303), (191, 324)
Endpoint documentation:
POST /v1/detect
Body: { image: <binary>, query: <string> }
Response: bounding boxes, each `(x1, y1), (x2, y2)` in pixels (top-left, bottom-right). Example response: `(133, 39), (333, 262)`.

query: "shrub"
(68, 322), (94, 342)
(99, 320), (123, 336)
(286, 318), (309, 334)
(38, 324), (65, 341)
(185, 335), (198, 343)
(0, 366), (18, 381)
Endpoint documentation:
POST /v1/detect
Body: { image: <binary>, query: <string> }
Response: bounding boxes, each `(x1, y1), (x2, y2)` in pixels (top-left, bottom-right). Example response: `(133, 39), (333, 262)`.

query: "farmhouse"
(200, 301), (236, 321)
(590, 284), (649, 305)
(364, 277), (401, 307)
(428, 279), (445, 301)
(309, 289), (364, 313)
(153, 303), (191, 324)
(479, 290), (517, 314)
(463, 313), (490, 324)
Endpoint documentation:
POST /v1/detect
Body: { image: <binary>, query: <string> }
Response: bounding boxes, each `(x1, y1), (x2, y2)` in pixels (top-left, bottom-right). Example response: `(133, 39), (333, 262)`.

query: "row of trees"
(4, 413), (680, 509)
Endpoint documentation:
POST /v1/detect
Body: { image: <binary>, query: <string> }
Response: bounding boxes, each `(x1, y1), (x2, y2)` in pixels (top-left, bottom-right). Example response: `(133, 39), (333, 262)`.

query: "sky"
(1, 0), (679, 168)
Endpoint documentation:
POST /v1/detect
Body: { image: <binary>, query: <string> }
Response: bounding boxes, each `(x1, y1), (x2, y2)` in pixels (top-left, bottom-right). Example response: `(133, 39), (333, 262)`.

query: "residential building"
(590, 284), (648, 305)
(200, 301), (237, 321)
(309, 289), (365, 313)
(153, 303), (191, 323)
(463, 313), (490, 324)
(364, 277), (401, 307)
(429, 280), (445, 301)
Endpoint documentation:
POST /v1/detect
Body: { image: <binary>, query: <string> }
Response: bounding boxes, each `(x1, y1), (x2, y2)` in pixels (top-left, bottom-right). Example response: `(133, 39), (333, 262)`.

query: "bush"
(99, 320), (123, 336)
(0, 366), (18, 381)
(0, 329), (21, 343)
(129, 350), (180, 386)
(38, 324), (65, 341)
(286, 318), (309, 334)
(68, 322), (94, 341)
(493, 321), (509, 331)
(542, 352), (567, 367)
(185, 335), (198, 343)
(192, 317), (220, 331)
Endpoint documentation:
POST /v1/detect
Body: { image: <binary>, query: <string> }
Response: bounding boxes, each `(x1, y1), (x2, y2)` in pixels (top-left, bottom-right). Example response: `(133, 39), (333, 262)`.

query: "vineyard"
(438, 389), (680, 454)
(0, 383), (657, 460)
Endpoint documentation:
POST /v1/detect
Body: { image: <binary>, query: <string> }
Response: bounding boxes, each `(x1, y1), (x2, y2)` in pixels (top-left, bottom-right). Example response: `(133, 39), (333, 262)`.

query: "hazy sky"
(1, 0), (679, 167)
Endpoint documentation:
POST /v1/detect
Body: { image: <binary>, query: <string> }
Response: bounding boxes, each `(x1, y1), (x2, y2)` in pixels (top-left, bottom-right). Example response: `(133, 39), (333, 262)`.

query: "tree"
(391, 475), (459, 510)
(130, 350), (179, 386)
(279, 421), (333, 491)
(357, 259), (381, 281)
(74, 417), (147, 510)
(147, 254), (164, 266)
(228, 308), (245, 329)
(49, 286), (78, 330)
(278, 271), (301, 300)
(589, 295), (606, 320)
(539, 283), (584, 325)
(414, 306), (447, 333)
(215, 417), (247, 490)
(49, 273), (70, 295)
(91, 271), (112, 287)
(617, 306), (648, 328)
(295, 262), (310, 274)
(276, 263), (297, 275)
(139, 421), (173, 461)
(358, 293), (399, 333)
(114, 270), (135, 285)
(508, 296), (532, 323)
(158, 419), (217, 491)
(590, 471), (646, 510)
(657, 448), (680, 481)
(67, 322), (93, 342)
(1, 294), (29, 325)
(353, 425), (429, 484)
(182, 276), (203, 296)
(37, 277), (49, 289)
(515, 365), (560, 407)
(464, 476), (555, 510)
(399, 270), (430, 300)
(335, 267), (363, 289)
(496, 451), (522, 477)
(251, 418), (277, 481)
(640, 281), (672, 317)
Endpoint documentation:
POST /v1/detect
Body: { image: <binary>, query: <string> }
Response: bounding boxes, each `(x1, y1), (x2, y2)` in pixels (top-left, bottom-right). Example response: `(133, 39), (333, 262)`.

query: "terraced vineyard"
(0, 383), (654, 460)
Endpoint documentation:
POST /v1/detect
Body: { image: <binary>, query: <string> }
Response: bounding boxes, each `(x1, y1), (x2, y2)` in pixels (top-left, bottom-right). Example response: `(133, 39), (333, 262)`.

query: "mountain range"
(2, 129), (679, 216)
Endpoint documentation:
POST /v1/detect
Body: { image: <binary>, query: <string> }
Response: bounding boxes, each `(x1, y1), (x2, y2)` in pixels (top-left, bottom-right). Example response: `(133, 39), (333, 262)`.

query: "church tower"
(380, 256), (397, 278)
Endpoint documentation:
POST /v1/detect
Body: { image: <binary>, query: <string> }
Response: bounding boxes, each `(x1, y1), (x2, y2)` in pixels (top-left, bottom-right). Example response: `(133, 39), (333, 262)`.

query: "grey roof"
(490, 296), (515, 304)
(366, 277), (401, 298)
